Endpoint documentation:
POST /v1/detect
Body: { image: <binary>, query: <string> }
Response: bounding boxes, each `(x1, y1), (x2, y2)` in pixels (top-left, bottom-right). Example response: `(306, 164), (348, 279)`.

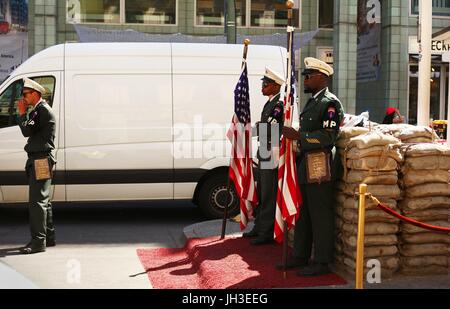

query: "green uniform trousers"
(292, 180), (335, 264)
(255, 165), (278, 239)
(26, 158), (55, 247)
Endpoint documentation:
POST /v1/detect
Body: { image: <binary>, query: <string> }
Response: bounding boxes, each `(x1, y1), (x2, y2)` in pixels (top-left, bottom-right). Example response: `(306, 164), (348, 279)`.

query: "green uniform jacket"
(257, 93), (284, 163)
(297, 88), (344, 184)
(18, 100), (56, 163)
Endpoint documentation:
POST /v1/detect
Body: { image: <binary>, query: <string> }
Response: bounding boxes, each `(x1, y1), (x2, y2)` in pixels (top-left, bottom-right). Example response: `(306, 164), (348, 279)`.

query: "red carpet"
(137, 237), (347, 289)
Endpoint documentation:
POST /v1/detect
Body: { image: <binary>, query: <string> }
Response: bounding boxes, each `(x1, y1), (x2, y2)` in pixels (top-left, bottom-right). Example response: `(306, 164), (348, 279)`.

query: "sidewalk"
(183, 219), (450, 289)
(0, 261), (38, 289)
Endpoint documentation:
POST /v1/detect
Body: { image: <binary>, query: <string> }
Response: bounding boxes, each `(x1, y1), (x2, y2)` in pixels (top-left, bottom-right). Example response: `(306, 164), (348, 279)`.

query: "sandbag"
(402, 137), (433, 143)
(341, 208), (399, 224)
(335, 216), (343, 230)
(342, 233), (398, 247)
(405, 183), (450, 198)
(343, 255), (400, 270)
(403, 156), (450, 170)
(398, 126), (437, 141)
(342, 196), (397, 211)
(345, 170), (398, 185)
(400, 265), (448, 276)
(402, 169), (450, 187)
(336, 139), (350, 149)
(400, 196), (450, 211)
(346, 145), (403, 162)
(374, 124), (418, 135)
(401, 256), (448, 267)
(342, 183), (401, 199)
(342, 222), (399, 235)
(400, 232), (450, 244)
(339, 264), (398, 278)
(403, 143), (450, 158)
(401, 220), (450, 234)
(399, 243), (448, 257)
(338, 127), (370, 140)
(336, 181), (346, 193)
(402, 208), (449, 221)
(343, 244), (398, 259)
(347, 157), (398, 171)
(347, 131), (401, 150)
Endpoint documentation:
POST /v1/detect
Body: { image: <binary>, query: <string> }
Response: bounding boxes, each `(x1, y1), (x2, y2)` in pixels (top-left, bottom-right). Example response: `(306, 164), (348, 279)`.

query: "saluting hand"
(282, 126), (300, 140)
(17, 99), (28, 116)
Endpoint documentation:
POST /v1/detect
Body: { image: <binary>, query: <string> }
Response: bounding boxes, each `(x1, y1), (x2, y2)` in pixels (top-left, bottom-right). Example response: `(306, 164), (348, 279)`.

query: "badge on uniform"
(34, 158), (52, 181)
(305, 150), (331, 184)
(327, 106), (336, 118)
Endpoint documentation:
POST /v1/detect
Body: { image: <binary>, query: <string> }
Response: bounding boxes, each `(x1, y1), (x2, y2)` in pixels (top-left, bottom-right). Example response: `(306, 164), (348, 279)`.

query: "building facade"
(25, 0), (450, 123)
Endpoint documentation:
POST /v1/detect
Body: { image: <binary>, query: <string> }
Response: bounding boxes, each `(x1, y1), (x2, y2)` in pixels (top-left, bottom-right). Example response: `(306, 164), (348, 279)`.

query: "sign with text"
(357, 0), (381, 83)
(0, 0), (28, 82)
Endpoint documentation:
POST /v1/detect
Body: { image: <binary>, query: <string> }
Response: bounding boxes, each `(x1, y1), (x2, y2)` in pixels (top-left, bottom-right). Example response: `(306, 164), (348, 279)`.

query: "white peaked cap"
(262, 67), (285, 86)
(23, 77), (46, 94)
(303, 57), (334, 76)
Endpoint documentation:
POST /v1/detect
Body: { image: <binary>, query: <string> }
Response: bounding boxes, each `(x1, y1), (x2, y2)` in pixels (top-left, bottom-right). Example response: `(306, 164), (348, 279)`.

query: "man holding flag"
(282, 57), (344, 276)
(242, 67), (285, 245)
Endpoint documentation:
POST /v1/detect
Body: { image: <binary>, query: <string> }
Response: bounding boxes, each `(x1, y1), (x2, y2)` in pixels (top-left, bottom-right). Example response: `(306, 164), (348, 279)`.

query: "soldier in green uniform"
(18, 77), (56, 254)
(242, 67), (284, 245)
(282, 57), (344, 276)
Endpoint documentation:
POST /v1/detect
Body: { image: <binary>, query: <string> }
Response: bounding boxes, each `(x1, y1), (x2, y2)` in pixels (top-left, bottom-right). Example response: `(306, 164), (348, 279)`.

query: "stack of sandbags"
(398, 143), (450, 275)
(374, 124), (439, 143)
(334, 130), (403, 277)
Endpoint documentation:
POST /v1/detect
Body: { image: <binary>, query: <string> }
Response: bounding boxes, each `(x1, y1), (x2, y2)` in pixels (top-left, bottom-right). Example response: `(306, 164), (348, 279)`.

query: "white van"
(0, 42), (287, 218)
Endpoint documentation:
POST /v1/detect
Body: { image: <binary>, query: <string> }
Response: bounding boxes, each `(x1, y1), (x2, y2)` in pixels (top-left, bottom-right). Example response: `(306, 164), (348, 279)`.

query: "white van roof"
(13, 42), (287, 77)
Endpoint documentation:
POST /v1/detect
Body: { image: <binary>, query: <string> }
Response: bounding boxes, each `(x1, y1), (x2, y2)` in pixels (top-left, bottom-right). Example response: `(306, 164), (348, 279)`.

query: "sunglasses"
(304, 73), (322, 80)
(262, 81), (270, 88)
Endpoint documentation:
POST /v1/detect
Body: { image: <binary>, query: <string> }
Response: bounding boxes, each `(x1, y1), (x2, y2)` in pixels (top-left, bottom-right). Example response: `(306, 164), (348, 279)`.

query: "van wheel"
(198, 173), (239, 219)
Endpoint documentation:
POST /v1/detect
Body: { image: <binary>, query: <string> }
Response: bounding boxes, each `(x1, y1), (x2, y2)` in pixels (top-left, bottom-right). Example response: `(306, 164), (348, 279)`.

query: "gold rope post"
(355, 183), (367, 289)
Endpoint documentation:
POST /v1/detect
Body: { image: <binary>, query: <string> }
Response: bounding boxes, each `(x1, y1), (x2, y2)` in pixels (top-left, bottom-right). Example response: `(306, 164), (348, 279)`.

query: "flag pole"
(282, 0), (295, 279)
(221, 38), (251, 239)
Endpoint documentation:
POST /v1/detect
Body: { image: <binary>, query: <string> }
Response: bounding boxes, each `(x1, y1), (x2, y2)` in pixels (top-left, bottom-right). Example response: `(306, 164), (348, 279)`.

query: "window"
(0, 76), (56, 129)
(67, 0), (120, 23)
(0, 80), (22, 129)
(66, 0), (177, 25)
(318, 0), (333, 29)
(126, 0), (176, 24)
(250, 0), (299, 27)
(411, 0), (450, 17)
(196, 0), (246, 26)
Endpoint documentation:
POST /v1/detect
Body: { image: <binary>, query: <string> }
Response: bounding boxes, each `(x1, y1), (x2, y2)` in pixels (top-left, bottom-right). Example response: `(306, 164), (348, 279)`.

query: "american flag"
(274, 27), (302, 243)
(227, 62), (258, 230)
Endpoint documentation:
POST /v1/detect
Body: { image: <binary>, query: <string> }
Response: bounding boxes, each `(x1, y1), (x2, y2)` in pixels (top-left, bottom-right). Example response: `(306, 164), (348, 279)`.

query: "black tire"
(198, 172), (239, 219)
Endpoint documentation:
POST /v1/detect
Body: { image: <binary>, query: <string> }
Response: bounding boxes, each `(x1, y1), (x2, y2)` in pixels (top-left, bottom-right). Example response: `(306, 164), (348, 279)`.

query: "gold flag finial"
(286, 0), (295, 9)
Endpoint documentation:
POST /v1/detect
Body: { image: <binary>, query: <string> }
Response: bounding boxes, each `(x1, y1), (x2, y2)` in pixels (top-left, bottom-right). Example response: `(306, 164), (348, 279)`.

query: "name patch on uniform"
(323, 120), (337, 128)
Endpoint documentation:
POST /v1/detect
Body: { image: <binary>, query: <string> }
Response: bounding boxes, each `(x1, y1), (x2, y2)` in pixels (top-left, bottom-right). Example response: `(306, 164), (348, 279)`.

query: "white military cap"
(261, 67), (285, 86)
(303, 57), (334, 76)
(23, 77), (46, 94)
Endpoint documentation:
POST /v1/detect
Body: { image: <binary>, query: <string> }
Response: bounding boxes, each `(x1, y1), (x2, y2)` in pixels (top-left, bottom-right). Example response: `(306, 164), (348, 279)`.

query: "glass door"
(408, 63), (448, 124)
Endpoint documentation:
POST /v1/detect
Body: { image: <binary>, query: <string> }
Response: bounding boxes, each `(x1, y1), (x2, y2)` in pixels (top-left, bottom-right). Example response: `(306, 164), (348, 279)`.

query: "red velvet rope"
(374, 199), (450, 233)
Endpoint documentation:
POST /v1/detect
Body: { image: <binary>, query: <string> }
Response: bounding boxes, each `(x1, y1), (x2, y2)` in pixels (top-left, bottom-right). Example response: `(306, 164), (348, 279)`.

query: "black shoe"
(276, 257), (308, 270)
(242, 229), (258, 238)
(20, 244), (46, 254)
(297, 263), (331, 277)
(250, 237), (273, 245)
(46, 238), (56, 247)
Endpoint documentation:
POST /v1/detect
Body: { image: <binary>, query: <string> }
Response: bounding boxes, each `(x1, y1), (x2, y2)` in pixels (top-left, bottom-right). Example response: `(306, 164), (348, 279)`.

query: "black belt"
(27, 151), (50, 158)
